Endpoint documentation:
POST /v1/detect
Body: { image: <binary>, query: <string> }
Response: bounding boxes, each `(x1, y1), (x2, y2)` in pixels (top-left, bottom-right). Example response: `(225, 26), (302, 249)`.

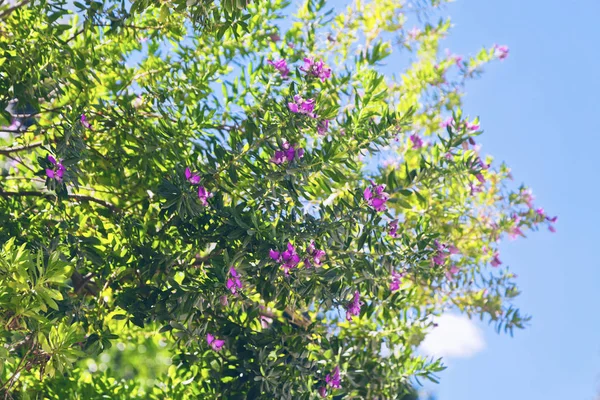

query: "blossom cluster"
(270, 142), (304, 165)
(363, 182), (389, 212)
(185, 167), (213, 206)
(269, 241), (326, 274)
(45, 155), (65, 181)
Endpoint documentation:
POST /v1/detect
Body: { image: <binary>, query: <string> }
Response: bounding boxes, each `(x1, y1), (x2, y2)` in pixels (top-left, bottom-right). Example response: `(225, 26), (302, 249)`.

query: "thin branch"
(0, 142), (43, 155)
(0, 190), (120, 212)
(0, 0), (31, 20)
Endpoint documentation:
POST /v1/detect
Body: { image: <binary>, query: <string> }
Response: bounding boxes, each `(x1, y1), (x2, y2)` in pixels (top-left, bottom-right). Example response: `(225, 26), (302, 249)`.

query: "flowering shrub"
(0, 0), (555, 398)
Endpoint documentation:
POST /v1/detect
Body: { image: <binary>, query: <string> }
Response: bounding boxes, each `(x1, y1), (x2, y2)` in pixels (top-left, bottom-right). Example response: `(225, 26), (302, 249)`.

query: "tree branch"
(0, 190), (120, 212)
(0, 142), (43, 155)
(0, 0), (31, 20)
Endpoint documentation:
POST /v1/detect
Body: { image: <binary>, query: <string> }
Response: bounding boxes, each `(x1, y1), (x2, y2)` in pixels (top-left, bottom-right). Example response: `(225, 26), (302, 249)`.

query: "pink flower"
(185, 167), (201, 184)
(494, 44), (509, 60)
(198, 186), (213, 206)
(306, 241), (326, 267)
(390, 271), (403, 292)
(388, 220), (399, 238)
(267, 59), (290, 78)
(345, 291), (363, 321)
(45, 155), (65, 181)
(469, 182), (483, 195)
(288, 95), (316, 118)
(271, 142), (304, 165)
(271, 243), (300, 274)
(226, 267), (243, 295)
(317, 120), (329, 135)
(546, 215), (557, 233)
(363, 183), (389, 212)
(80, 114), (92, 129)
(508, 215), (523, 240)
(407, 26), (420, 39)
(260, 315), (273, 329)
(491, 251), (502, 267)
(409, 134), (423, 149)
(325, 366), (341, 389)
(206, 333), (225, 352)
(300, 57), (332, 82)
(318, 386), (328, 397)
(466, 121), (480, 131)
(440, 117), (454, 129)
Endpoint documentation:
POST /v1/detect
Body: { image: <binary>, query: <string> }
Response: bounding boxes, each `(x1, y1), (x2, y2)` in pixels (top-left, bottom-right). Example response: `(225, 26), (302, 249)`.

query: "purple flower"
(267, 59), (290, 78)
(509, 215), (523, 240)
(409, 134), (423, 149)
(466, 121), (480, 131)
(185, 167), (201, 184)
(226, 267), (243, 295)
(475, 173), (486, 184)
(317, 120), (329, 135)
(306, 241), (326, 267)
(325, 366), (341, 389)
(363, 183), (389, 212)
(469, 182), (483, 195)
(521, 188), (535, 208)
(288, 95), (317, 118)
(535, 207), (545, 216)
(432, 240), (449, 266)
(45, 155), (65, 181)
(206, 333), (225, 352)
(407, 26), (420, 39)
(318, 386), (328, 397)
(546, 215), (557, 233)
(271, 150), (286, 165)
(448, 244), (460, 255)
(491, 251), (502, 267)
(300, 57), (332, 82)
(432, 253), (446, 266)
(449, 265), (460, 275)
(345, 291), (363, 321)
(388, 220), (399, 238)
(390, 271), (403, 292)
(494, 44), (509, 60)
(269, 249), (281, 261)
(271, 242), (300, 274)
(440, 117), (454, 129)
(80, 114), (92, 129)
(271, 142), (304, 165)
(198, 186), (213, 207)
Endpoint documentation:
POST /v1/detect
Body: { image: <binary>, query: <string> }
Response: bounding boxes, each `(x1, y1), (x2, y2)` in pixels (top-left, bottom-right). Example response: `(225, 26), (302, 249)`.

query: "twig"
(0, 190), (120, 212)
(0, 0), (31, 20)
(0, 142), (43, 155)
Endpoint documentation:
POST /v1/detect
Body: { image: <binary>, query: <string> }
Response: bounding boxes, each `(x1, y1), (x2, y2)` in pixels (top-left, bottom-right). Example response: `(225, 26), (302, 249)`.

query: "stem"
(0, 190), (120, 212)
(0, 142), (43, 155)
(0, 0), (31, 20)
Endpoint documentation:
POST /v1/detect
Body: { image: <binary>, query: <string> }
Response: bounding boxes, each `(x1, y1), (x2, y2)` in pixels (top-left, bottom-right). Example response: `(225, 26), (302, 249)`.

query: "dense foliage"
(0, 0), (555, 398)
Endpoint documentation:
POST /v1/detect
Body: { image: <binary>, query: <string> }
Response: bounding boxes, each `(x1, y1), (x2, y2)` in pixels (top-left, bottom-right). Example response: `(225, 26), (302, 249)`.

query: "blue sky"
(409, 0), (600, 399)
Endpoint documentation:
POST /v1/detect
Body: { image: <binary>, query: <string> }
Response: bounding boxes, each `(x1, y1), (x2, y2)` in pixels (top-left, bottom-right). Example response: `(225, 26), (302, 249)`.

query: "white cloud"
(420, 314), (486, 359)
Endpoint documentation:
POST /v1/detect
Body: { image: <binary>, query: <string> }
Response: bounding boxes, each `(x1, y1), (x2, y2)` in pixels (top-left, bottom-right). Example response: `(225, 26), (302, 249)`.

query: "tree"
(0, 0), (556, 398)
